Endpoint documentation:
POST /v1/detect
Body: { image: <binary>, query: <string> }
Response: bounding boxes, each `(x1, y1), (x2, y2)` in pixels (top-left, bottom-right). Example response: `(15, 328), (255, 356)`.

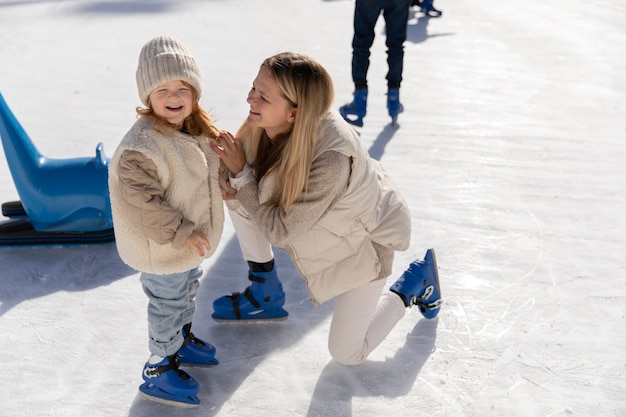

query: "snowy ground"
(1, 0), (625, 416)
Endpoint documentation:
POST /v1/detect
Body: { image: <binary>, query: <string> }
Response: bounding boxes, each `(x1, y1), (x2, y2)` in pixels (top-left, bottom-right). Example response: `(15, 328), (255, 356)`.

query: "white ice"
(0, 0), (624, 416)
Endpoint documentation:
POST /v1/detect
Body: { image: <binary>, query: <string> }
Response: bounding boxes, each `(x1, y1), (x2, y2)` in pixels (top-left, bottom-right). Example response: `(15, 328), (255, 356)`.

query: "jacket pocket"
(290, 220), (380, 304)
(290, 219), (372, 276)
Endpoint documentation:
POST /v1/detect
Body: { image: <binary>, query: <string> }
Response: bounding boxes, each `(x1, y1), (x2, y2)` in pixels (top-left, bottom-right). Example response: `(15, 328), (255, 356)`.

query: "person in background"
(108, 35), (224, 407)
(340, 0), (410, 126)
(210, 52), (443, 365)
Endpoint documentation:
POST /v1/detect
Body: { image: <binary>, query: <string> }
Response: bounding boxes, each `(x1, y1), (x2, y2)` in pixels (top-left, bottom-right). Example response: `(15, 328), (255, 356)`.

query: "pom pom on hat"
(136, 35), (202, 106)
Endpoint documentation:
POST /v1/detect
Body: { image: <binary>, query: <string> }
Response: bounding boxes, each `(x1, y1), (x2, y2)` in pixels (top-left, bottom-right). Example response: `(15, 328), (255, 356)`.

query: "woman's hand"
(210, 131), (246, 176)
(184, 230), (211, 257)
(221, 179), (237, 200)
(218, 162), (237, 200)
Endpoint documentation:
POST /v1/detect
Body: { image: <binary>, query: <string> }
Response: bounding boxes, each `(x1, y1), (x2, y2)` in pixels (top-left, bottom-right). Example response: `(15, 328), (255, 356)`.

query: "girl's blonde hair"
(237, 52), (334, 210)
(136, 81), (220, 139)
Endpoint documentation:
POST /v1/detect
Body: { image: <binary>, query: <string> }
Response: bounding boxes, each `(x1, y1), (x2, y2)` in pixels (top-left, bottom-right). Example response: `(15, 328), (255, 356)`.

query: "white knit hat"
(136, 35), (202, 106)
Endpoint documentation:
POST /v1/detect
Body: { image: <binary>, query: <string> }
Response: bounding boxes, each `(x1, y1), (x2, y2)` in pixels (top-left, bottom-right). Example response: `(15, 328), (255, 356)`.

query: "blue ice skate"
(411, 0), (442, 17)
(390, 248), (442, 319)
(139, 355), (200, 407)
(177, 323), (219, 367)
(0, 92), (114, 245)
(387, 88), (404, 124)
(212, 264), (288, 321)
(339, 88), (368, 127)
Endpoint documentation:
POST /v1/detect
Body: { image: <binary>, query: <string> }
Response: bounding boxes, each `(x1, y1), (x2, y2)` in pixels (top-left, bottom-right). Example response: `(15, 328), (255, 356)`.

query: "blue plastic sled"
(0, 92), (114, 245)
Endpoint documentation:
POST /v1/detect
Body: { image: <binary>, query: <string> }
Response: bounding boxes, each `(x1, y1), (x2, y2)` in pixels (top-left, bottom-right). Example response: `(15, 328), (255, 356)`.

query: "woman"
(211, 52), (442, 365)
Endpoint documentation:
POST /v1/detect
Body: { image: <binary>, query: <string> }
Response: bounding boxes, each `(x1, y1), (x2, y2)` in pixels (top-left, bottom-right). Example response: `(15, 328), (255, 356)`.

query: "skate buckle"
(415, 284), (443, 311)
(421, 298), (443, 311)
(421, 285), (435, 300)
(143, 356), (181, 379)
(143, 366), (159, 379)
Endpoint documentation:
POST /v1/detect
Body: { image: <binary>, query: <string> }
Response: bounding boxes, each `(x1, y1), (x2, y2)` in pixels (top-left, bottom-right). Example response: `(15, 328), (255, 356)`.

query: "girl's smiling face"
(246, 67), (296, 140)
(148, 80), (194, 128)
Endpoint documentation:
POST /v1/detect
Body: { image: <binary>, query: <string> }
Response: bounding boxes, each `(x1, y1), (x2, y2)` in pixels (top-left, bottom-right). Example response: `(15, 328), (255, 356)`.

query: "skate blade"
(211, 308), (289, 323)
(341, 114), (364, 127)
(339, 106), (364, 127)
(421, 248), (443, 319)
(388, 105), (404, 125)
(138, 383), (199, 408)
(179, 358), (219, 367)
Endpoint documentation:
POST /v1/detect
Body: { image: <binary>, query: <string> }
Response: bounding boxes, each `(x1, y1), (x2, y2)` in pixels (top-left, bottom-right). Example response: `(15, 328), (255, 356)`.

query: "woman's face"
(148, 80), (194, 128)
(246, 67), (296, 140)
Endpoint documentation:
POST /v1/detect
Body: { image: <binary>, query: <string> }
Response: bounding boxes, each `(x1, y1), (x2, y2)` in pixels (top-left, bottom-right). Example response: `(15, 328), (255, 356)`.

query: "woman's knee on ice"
(328, 341), (368, 366)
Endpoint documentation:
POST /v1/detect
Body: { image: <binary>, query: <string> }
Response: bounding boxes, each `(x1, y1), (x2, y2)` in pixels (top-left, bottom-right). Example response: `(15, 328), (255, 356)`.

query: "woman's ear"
(287, 109), (297, 123)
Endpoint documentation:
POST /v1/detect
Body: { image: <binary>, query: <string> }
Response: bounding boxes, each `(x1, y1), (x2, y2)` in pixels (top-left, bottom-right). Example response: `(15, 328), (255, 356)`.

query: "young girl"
(108, 35), (224, 406)
(210, 52), (442, 365)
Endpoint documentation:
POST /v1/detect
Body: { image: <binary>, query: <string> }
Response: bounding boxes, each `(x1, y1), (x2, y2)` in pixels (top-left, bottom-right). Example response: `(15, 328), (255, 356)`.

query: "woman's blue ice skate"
(212, 265), (288, 321)
(139, 355), (200, 407)
(390, 248), (443, 319)
(177, 323), (219, 367)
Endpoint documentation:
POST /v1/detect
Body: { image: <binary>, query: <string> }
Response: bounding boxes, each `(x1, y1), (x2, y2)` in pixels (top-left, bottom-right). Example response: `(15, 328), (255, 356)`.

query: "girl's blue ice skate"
(212, 265), (288, 321)
(390, 248), (443, 319)
(177, 323), (219, 367)
(139, 355), (200, 407)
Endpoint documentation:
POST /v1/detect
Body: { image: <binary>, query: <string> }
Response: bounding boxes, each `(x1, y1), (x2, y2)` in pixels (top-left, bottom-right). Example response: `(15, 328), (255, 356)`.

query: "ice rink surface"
(0, 0), (624, 416)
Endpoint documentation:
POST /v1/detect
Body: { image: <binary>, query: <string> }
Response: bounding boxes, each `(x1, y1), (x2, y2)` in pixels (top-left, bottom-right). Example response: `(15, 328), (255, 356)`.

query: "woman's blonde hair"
(136, 81), (220, 139)
(237, 52), (334, 209)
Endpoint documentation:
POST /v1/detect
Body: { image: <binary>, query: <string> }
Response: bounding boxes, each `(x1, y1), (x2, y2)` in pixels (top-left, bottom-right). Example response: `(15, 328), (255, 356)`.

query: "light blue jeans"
(140, 266), (202, 357)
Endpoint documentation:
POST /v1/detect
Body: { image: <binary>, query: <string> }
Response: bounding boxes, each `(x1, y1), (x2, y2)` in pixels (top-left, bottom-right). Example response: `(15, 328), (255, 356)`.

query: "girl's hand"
(210, 131), (246, 176)
(184, 230), (211, 257)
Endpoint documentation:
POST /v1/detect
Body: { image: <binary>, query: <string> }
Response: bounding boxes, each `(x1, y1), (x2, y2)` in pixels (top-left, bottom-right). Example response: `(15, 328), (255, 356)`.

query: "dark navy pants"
(351, 0), (410, 89)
